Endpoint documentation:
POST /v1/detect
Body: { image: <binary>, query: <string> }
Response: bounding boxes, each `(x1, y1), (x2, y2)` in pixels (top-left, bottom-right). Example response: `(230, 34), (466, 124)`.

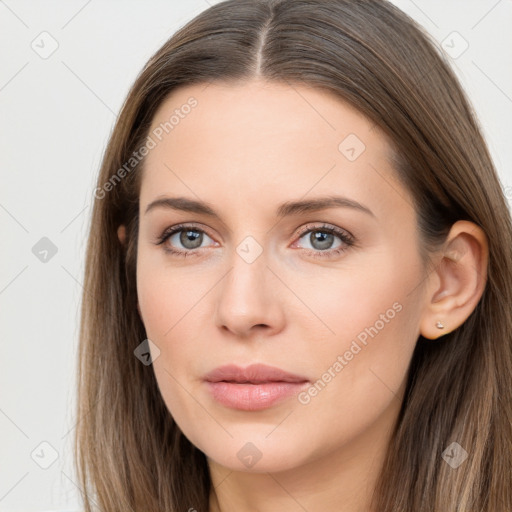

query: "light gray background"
(1, 1), (511, 510)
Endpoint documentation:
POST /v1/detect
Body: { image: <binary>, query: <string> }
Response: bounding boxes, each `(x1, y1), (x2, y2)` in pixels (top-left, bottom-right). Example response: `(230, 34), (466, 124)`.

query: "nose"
(215, 245), (285, 339)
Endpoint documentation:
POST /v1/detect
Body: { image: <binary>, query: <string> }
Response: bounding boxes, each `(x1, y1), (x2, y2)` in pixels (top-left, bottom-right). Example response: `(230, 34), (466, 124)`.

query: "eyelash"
(154, 222), (355, 259)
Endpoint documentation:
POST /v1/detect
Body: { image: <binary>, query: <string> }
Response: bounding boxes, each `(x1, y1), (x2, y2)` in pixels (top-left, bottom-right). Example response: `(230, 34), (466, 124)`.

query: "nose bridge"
(215, 234), (283, 336)
(225, 236), (269, 309)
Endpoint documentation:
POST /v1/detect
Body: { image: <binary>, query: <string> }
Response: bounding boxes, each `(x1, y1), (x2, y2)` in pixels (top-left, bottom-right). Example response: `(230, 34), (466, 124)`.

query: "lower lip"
(205, 381), (309, 411)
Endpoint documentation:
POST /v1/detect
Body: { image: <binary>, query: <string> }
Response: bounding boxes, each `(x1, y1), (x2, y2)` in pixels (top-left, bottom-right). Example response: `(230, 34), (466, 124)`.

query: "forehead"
(140, 80), (404, 219)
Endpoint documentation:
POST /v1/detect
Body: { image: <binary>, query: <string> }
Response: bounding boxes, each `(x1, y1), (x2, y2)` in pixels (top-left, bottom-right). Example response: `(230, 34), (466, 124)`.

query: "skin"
(118, 79), (488, 512)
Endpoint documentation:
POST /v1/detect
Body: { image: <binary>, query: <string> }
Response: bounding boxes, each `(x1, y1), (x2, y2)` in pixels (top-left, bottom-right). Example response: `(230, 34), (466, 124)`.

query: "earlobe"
(419, 220), (489, 340)
(117, 224), (126, 245)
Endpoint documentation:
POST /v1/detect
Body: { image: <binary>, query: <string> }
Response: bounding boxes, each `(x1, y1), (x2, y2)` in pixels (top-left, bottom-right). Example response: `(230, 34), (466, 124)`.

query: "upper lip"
(203, 364), (309, 384)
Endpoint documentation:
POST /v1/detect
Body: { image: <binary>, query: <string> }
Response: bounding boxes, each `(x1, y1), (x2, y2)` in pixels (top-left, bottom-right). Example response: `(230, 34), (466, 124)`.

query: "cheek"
(289, 248), (418, 351)
(136, 251), (205, 340)
(136, 251), (215, 396)
(136, 255), (212, 438)
(292, 251), (423, 433)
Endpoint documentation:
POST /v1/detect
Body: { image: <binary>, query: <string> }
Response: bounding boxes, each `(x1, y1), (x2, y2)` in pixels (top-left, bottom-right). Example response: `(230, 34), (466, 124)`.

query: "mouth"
(203, 364), (310, 411)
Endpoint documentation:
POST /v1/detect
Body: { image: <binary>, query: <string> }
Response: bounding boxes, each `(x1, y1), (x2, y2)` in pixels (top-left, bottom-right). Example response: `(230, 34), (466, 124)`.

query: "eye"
(292, 223), (355, 259)
(155, 223), (217, 257)
(155, 222), (355, 259)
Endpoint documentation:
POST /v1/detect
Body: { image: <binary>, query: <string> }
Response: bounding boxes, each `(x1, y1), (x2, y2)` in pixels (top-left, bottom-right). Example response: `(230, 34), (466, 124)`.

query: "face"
(135, 79), (427, 473)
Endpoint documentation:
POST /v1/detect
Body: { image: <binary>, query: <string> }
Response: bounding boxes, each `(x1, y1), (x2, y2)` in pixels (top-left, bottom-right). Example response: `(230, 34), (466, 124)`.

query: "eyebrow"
(144, 195), (375, 219)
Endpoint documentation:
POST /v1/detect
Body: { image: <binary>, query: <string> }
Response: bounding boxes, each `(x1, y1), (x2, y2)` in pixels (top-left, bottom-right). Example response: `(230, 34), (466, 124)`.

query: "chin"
(190, 430), (312, 474)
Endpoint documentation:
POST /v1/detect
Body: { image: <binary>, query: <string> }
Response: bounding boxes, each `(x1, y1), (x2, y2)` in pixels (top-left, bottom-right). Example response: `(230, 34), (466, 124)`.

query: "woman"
(75, 0), (512, 510)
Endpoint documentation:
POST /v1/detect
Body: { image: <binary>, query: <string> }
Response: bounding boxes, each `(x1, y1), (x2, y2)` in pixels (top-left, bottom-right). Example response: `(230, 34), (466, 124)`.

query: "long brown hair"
(75, 1), (512, 510)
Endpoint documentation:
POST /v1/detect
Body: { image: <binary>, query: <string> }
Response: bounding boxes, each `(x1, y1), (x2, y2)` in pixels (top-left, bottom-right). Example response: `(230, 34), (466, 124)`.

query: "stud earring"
(435, 321), (444, 329)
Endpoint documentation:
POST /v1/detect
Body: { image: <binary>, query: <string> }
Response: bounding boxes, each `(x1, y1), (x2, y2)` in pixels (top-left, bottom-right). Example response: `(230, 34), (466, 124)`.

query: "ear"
(419, 220), (489, 340)
(117, 224), (126, 246)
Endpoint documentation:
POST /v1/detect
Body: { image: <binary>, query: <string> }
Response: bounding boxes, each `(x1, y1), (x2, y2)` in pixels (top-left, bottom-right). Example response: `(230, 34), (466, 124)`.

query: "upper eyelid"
(296, 222), (352, 237)
(167, 223), (216, 239)
(160, 223), (216, 244)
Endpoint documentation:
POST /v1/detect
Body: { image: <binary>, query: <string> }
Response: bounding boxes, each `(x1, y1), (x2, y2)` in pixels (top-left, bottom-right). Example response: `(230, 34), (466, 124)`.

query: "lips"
(203, 363), (309, 384)
(203, 364), (310, 411)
